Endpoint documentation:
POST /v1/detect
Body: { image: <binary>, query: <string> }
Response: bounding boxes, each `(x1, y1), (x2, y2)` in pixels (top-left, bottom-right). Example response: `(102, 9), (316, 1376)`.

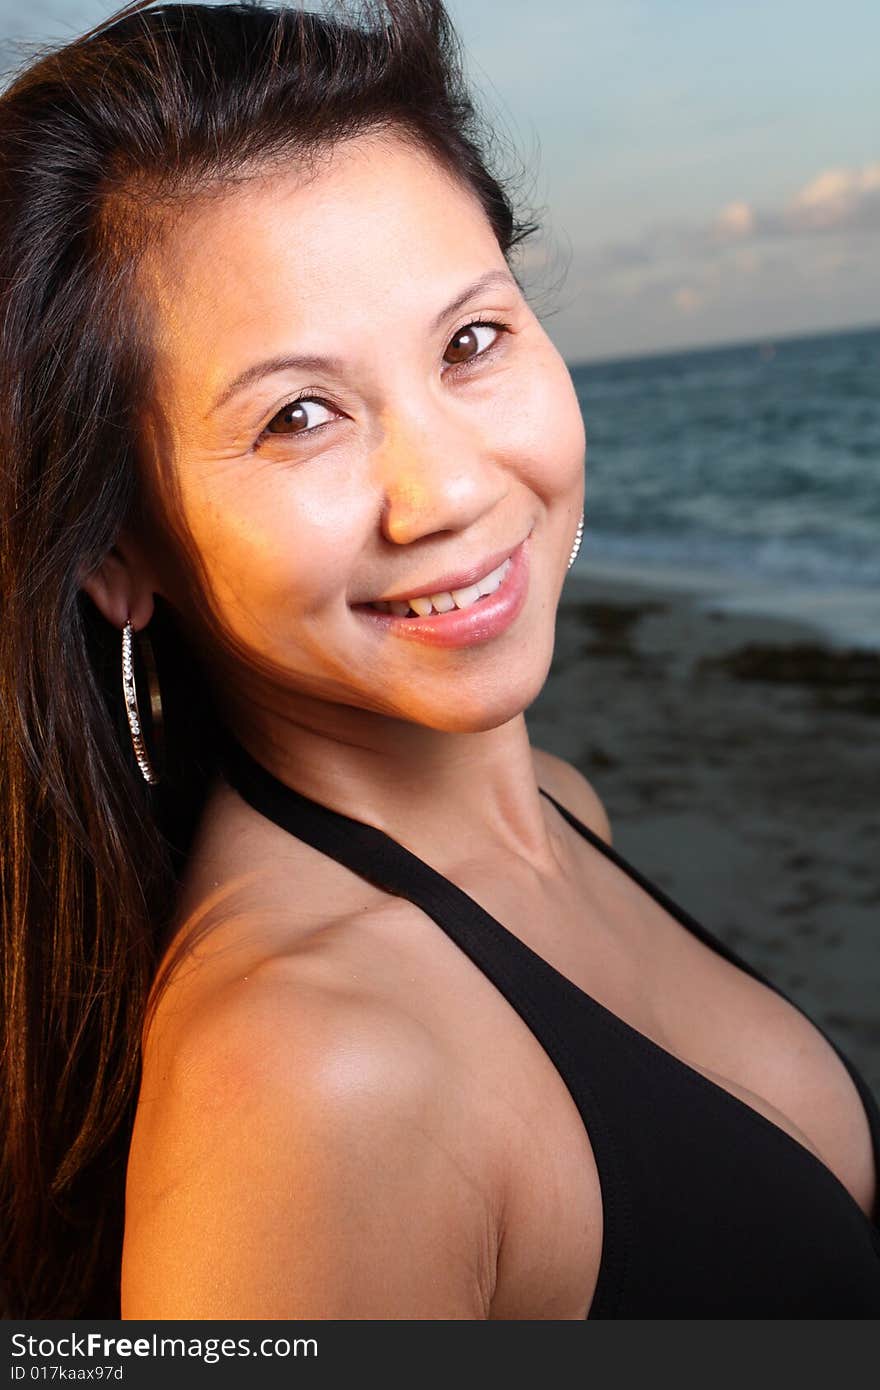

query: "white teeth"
(476, 566), (504, 597)
(408, 595), (435, 616)
(368, 555), (512, 617)
(448, 557), (512, 610)
(429, 591), (457, 612)
(449, 582), (482, 608)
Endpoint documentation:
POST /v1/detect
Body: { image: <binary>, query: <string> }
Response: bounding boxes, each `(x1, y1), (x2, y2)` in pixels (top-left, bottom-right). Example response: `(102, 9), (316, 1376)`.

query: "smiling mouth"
(360, 554), (514, 618)
(349, 535), (529, 649)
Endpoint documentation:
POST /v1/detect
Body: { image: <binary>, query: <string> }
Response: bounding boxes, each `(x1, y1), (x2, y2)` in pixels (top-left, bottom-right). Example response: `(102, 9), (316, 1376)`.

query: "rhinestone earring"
(567, 511), (585, 570)
(121, 618), (164, 784)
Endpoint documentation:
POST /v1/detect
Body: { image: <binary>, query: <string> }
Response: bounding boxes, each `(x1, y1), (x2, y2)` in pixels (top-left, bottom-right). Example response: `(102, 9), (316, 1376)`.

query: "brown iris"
(265, 400), (312, 435)
(444, 324), (482, 365)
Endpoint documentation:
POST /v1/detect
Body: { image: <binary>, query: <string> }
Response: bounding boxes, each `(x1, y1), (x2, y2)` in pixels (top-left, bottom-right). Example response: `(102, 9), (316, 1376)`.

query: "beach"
(527, 565), (880, 1097)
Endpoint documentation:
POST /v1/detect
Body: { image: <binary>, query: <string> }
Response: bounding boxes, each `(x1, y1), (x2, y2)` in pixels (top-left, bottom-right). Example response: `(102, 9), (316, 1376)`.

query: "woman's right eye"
(260, 395), (337, 441)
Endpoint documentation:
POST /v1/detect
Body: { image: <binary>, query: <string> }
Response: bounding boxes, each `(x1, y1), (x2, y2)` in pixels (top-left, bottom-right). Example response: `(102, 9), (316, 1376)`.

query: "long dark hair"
(0, 0), (542, 1318)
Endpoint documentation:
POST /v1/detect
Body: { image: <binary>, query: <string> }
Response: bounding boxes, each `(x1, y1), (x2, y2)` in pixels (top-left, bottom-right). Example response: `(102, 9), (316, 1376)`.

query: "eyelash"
(254, 318), (512, 449)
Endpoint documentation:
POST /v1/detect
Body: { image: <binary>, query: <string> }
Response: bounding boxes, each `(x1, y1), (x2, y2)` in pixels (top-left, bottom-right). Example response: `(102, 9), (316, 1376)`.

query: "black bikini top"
(216, 727), (880, 1318)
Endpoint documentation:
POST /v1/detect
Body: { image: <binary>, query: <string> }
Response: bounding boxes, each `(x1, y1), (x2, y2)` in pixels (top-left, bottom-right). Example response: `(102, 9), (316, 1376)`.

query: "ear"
(78, 528), (161, 632)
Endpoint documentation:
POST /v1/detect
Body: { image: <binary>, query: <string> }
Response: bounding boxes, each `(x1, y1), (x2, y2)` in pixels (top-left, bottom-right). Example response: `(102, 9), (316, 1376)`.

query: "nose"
(373, 396), (507, 546)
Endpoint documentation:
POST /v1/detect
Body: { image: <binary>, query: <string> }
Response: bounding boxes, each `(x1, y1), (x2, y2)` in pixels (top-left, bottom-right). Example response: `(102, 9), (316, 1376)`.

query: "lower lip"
(352, 537), (530, 649)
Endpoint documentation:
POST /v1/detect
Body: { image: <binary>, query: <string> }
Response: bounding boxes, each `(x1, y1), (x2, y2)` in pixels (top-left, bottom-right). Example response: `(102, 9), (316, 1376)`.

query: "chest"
(178, 785), (878, 1317)
(433, 843), (878, 1316)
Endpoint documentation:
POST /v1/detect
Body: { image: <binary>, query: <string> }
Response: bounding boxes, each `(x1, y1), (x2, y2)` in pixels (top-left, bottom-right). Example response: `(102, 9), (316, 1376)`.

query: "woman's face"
(140, 130), (585, 736)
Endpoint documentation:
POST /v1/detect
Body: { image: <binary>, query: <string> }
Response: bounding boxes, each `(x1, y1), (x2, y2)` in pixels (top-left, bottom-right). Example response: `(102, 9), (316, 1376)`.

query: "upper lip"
(361, 537), (523, 605)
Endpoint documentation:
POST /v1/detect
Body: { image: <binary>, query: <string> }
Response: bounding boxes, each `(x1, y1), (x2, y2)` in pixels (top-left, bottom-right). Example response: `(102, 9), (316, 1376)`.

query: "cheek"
(176, 459), (361, 626)
(494, 352), (586, 498)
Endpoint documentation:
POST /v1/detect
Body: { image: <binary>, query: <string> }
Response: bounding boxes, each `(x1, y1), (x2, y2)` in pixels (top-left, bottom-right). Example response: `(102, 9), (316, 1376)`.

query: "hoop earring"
(567, 511), (585, 570)
(121, 618), (164, 785)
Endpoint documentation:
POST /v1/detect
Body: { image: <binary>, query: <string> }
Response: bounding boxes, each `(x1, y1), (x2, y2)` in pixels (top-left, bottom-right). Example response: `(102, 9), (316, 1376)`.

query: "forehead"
(141, 132), (504, 407)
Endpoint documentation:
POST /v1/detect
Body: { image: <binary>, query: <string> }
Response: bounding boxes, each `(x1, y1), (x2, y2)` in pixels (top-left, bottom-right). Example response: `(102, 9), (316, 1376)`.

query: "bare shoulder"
(123, 952), (499, 1319)
(531, 745), (613, 845)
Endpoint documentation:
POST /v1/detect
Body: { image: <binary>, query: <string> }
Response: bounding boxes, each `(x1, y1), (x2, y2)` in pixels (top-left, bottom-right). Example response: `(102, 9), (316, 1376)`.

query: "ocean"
(568, 325), (880, 651)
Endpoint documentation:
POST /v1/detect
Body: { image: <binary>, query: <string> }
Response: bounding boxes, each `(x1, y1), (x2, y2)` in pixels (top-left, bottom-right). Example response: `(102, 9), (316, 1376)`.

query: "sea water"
(568, 325), (880, 650)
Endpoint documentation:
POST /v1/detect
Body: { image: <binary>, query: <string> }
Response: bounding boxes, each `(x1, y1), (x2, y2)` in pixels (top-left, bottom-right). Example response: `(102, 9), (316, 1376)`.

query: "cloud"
(784, 163), (880, 232)
(580, 161), (880, 277)
(714, 200), (756, 240)
(711, 161), (880, 241)
(544, 159), (880, 361)
(672, 286), (702, 315)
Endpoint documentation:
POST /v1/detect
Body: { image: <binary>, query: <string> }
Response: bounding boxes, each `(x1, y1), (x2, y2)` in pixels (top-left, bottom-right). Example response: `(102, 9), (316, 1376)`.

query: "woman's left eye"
(443, 320), (508, 372)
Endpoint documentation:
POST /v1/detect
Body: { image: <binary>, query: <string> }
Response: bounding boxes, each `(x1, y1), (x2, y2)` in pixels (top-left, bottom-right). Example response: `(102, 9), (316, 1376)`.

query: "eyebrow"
(209, 268), (520, 414)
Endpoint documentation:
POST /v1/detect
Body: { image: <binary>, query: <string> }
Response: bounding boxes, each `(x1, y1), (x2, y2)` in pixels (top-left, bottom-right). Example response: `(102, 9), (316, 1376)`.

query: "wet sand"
(526, 567), (880, 1096)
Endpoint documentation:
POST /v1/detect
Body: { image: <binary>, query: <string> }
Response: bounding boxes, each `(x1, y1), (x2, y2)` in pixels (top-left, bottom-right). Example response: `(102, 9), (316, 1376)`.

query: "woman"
(1, 0), (878, 1320)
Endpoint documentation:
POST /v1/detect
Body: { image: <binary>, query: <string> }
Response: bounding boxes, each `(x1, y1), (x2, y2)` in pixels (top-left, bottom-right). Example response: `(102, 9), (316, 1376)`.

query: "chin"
(402, 650), (554, 734)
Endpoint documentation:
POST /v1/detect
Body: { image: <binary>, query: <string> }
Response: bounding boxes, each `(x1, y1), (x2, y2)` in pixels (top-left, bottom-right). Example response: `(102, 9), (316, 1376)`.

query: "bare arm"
(121, 964), (499, 1319)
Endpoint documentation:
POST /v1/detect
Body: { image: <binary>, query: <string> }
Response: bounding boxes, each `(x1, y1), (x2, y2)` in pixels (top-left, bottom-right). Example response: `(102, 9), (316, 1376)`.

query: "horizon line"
(565, 318), (880, 372)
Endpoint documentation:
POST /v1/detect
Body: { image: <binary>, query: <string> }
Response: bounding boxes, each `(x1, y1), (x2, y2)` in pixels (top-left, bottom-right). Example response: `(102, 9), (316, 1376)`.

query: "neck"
(217, 694), (561, 877)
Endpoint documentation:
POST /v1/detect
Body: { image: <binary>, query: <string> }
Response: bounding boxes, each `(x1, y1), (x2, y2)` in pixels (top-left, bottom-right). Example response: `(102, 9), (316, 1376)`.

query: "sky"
(2, 0), (877, 363)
